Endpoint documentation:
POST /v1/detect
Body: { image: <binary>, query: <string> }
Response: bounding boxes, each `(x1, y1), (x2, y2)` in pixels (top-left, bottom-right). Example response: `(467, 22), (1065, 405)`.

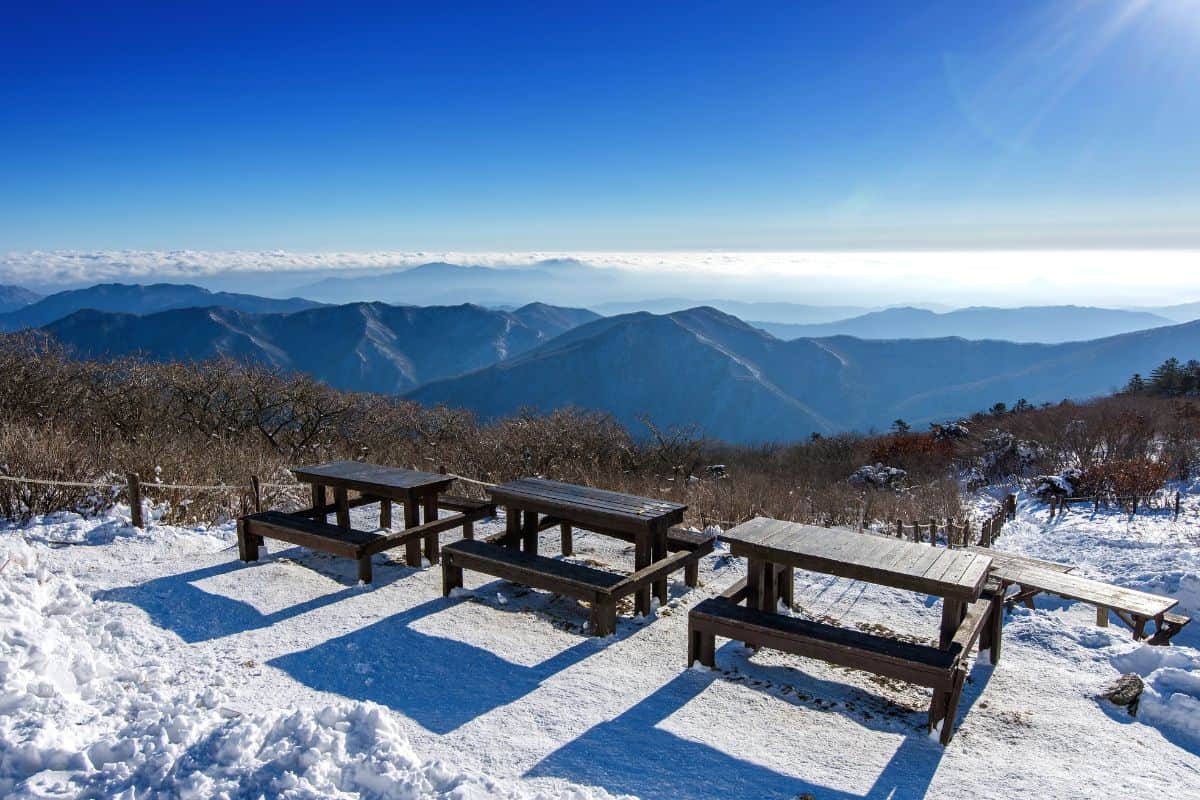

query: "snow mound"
(0, 537), (608, 799)
(1112, 644), (1200, 748)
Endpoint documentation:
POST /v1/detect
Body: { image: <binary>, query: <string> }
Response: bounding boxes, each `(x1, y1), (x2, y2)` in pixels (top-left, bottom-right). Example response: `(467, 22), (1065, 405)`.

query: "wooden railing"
(886, 493), (1016, 548)
(1047, 490), (1182, 520)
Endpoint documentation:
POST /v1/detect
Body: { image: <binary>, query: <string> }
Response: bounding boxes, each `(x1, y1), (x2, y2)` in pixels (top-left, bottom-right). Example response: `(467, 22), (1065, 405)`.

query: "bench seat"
(238, 504), (484, 583)
(442, 536), (714, 636)
(689, 594), (996, 744)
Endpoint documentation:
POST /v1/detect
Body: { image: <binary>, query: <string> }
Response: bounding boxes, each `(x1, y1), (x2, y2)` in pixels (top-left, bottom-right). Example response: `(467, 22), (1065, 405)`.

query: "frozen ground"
(2, 486), (1199, 799)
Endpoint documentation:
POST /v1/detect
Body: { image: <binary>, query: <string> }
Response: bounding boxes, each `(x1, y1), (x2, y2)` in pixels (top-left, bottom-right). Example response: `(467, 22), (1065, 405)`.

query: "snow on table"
(2, 495), (1199, 799)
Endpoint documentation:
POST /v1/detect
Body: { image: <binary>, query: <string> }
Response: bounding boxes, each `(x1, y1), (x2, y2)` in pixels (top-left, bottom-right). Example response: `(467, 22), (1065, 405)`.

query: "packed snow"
(2, 487), (1199, 798)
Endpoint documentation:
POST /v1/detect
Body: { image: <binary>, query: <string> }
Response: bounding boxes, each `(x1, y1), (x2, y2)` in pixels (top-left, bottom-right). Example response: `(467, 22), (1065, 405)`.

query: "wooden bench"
(442, 535), (715, 636)
(688, 589), (997, 744)
(238, 503), (490, 583)
(983, 558), (1186, 644)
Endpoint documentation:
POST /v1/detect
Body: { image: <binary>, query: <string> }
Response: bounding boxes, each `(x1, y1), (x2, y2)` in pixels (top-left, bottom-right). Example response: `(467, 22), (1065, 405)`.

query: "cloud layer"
(1, 249), (1197, 307)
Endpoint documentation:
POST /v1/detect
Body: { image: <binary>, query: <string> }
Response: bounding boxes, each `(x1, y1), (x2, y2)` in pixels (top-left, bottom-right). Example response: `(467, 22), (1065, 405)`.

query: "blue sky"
(2, 0), (1198, 251)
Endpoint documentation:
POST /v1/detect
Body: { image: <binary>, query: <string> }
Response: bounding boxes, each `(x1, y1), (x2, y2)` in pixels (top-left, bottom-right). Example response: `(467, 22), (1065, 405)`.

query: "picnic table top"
(489, 478), (687, 534)
(291, 461), (454, 496)
(721, 517), (992, 601)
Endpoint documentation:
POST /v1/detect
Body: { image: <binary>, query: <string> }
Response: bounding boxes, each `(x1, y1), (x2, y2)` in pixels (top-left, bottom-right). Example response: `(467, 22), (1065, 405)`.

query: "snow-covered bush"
(849, 463), (907, 490)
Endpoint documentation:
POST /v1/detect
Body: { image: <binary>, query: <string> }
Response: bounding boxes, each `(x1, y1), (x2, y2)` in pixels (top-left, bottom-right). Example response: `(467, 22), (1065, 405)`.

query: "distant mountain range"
(0, 283), (322, 332)
(752, 305), (1177, 344)
(0, 284), (42, 314)
(44, 302), (600, 394)
(411, 307), (1200, 442)
(291, 260), (618, 307)
(590, 298), (875, 325)
(6, 278), (1200, 444)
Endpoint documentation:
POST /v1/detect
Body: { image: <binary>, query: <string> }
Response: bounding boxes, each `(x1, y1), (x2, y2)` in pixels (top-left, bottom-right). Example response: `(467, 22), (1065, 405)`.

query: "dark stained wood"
(722, 517), (991, 601)
(334, 487), (350, 530)
(489, 478), (685, 537)
(560, 521), (573, 556)
(241, 511), (377, 558)
(292, 460), (454, 496)
(688, 595), (981, 744)
(688, 597), (959, 683)
(422, 493), (441, 565)
(403, 492), (421, 567)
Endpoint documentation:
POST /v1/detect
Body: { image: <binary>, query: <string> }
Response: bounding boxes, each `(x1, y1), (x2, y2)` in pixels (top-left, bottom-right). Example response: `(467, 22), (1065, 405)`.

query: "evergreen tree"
(1150, 357), (1185, 396)
(1124, 373), (1146, 394)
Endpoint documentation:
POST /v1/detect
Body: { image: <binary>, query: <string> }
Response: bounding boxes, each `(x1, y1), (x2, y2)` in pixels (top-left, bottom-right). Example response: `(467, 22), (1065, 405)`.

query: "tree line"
(1124, 357), (1200, 397)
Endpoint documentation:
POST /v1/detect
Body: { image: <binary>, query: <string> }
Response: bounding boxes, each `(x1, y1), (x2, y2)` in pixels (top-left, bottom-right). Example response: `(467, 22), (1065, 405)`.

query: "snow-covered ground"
(3, 488), (1199, 799)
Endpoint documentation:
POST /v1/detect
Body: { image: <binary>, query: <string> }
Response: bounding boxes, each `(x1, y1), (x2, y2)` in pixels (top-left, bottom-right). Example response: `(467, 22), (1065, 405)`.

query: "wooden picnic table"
(292, 460), (456, 567)
(699, 517), (1000, 743)
(488, 478), (688, 616)
(720, 517), (993, 647)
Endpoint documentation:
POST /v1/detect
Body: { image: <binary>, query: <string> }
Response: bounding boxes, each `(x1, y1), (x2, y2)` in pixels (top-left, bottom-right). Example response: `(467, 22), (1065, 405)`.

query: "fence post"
(1007, 493), (1017, 520)
(250, 475), (262, 513)
(929, 517), (938, 546)
(895, 518), (903, 538)
(1094, 495), (1100, 514)
(1048, 496), (1057, 520)
(127, 472), (144, 529)
(1176, 492), (1182, 520)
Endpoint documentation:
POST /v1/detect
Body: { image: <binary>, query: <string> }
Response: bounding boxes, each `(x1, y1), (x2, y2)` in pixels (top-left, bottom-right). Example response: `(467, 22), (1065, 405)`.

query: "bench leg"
(590, 595), (616, 637)
(560, 522), (573, 557)
(688, 622), (716, 668)
(380, 499), (392, 530)
(1131, 615), (1148, 640)
(684, 559), (699, 588)
(357, 556), (373, 584)
(1096, 605), (1109, 627)
(236, 520), (260, 562)
(463, 519), (474, 540)
(404, 494), (422, 567)
(442, 557), (464, 597)
(931, 669), (967, 745)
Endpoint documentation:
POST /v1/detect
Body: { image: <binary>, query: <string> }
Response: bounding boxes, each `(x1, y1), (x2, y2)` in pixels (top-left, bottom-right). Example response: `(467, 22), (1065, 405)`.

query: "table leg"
(560, 522), (573, 556)
(652, 520), (669, 605)
(777, 565), (794, 610)
(634, 531), (652, 616)
(940, 597), (966, 649)
(334, 487), (350, 530)
(403, 491), (421, 567)
(522, 510), (539, 555)
(379, 498), (392, 530)
(422, 493), (440, 565)
(746, 558), (780, 611)
(504, 506), (521, 550)
(311, 484), (328, 524)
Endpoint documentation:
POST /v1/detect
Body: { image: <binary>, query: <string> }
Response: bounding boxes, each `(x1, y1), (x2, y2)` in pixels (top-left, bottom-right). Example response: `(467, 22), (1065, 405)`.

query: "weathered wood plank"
(722, 517), (990, 600)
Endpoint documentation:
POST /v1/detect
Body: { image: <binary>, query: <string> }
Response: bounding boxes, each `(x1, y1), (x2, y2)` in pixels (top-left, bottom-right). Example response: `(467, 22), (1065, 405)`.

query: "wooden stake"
(250, 475), (262, 513)
(127, 473), (143, 528)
